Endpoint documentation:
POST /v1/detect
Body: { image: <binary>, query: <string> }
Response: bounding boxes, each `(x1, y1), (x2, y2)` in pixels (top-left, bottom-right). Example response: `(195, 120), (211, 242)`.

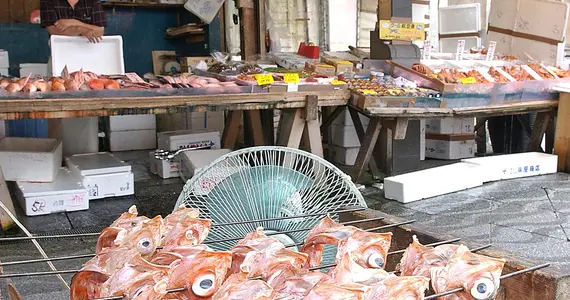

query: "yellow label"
(379, 20), (425, 41)
(460, 77), (477, 84)
(361, 89), (377, 95)
(337, 60), (352, 65)
(255, 74), (274, 85)
(283, 73), (300, 83)
(331, 79), (346, 85)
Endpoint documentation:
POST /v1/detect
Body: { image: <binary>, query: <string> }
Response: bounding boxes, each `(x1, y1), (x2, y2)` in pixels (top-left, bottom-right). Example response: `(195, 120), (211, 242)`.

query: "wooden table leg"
(222, 110), (243, 149)
(554, 92), (570, 171)
(347, 106), (381, 179)
(475, 118), (488, 155)
(245, 110), (265, 146)
(528, 112), (551, 152)
(353, 117), (383, 183)
(546, 115), (556, 154)
(276, 109), (304, 149)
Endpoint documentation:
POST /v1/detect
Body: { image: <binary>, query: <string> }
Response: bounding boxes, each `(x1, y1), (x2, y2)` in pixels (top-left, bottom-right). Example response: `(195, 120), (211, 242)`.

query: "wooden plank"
(222, 110), (243, 149)
(528, 112), (551, 152)
(546, 115), (555, 154)
(245, 110), (265, 146)
(348, 107), (381, 180)
(9, 0), (25, 23)
(238, 0), (257, 60)
(277, 109), (304, 149)
(383, 118), (409, 140)
(554, 93), (570, 171)
(352, 118), (383, 182)
(320, 105), (344, 133)
(476, 118), (487, 155)
(303, 120), (324, 157)
(0, 0), (11, 23)
(304, 95), (318, 121)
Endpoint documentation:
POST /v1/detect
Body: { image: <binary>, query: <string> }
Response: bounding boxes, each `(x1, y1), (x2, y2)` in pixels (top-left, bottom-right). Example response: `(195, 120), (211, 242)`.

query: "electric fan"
(174, 146), (368, 265)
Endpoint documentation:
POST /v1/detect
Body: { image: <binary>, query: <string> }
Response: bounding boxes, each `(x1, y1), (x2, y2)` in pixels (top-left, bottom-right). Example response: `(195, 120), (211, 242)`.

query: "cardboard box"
(425, 118), (474, 135)
(425, 134), (475, 160)
(149, 152), (180, 179)
(384, 162), (484, 203)
(305, 62), (336, 77)
(15, 168), (89, 216)
(462, 152), (558, 182)
(321, 57), (354, 74)
(0, 137), (62, 182)
(66, 152), (134, 200)
(157, 130), (221, 151)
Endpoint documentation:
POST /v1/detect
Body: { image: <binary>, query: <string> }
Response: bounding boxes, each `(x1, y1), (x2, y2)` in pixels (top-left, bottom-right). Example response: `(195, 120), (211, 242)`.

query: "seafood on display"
(345, 78), (441, 98)
(69, 206), (506, 300)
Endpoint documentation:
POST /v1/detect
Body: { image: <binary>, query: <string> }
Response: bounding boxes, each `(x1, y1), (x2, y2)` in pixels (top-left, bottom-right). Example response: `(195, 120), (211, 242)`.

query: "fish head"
(96, 227), (128, 253)
(70, 270), (109, 300)
(168, 250), (233, 299)
(165, 205), (201, 225)
(161, 218), (212, 247)
(338, 230), (392, 269)
(129, 216), (164, 257)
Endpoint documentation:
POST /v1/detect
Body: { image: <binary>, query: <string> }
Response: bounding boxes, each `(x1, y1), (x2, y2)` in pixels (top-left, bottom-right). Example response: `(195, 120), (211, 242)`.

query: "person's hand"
(81, 29), (103, 43)
(54, 19), (80, 31)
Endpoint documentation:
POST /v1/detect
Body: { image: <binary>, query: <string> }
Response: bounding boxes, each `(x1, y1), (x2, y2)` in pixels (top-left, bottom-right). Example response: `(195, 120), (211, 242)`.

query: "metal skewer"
(0, 207), (367, 243)
(423, 263), (551, 300)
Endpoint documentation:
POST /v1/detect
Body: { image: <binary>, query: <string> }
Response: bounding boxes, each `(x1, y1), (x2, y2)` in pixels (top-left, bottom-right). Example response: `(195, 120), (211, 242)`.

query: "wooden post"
(237, 0), (258, 60)
(0, 166), (15, 231)
(554, 92), (570, 171)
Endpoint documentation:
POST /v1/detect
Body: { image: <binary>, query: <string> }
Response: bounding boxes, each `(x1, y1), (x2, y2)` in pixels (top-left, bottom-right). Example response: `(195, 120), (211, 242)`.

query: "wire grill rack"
(0, 203), (550, 299)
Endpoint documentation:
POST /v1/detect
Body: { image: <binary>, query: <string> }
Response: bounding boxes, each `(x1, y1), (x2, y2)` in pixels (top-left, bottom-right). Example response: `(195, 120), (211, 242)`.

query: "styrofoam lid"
(17, 168), (85, 196)
(0, 137), (60, 153)
(66, 152), (131, 175)
(157, 130), (221, 139)
(462, 152), (557, 165)
(180, 149), (231, 171)
(19, 63), (48, 68)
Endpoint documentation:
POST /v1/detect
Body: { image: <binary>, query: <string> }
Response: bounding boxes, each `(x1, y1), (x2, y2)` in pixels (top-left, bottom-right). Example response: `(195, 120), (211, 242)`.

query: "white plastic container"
(109, 115), (156, 132)
(462, 152), (558, 182)
(425, 118), (474, 135)
(50, 35), (125, 75)
(157, 130), (221, 151)
(384, 162), (484, 203)
(15, 168), (89, 216)
(178, 149), (231, 180)
(331, 124), (364, 148)
(331, 145), (360, 165)
(66, 152), (134, 200)
(0, 51), (8, 68)
(0, 137), (62, 182)
(0, 68), (8, 76)
(109, 129), (157, 152)
(149, 152), (180, 179)
(425, 134), (475, 160)
(439, 4), (481, 35)
(19, 63), (48, 79)
(332, 107), (370, 127)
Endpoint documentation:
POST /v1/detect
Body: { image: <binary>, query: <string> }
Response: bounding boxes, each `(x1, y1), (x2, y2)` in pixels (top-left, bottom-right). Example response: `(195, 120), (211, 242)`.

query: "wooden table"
(0, 90), (350, 157)
(344, 100), (559, 182)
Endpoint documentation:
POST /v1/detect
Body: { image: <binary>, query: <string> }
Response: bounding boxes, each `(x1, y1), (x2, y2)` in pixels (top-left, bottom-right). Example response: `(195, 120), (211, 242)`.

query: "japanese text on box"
(379, 20), (425, 41)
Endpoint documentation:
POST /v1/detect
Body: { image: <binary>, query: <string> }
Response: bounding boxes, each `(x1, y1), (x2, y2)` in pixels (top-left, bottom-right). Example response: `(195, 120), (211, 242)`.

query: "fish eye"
(470, 278), (495, 300)
(192, 273), (216, 297)
(136, 238), (153, 255)
(367, 253), (385, 268)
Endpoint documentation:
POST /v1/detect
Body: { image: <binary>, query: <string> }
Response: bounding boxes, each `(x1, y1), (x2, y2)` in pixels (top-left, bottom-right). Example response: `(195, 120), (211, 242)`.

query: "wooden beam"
(352, 118), (383, 182)
(238, 0), (257, 60)
(528, 112), (551, 152)
(245, 110), (265, 146)
(222, 110), (243, 149)
(277, 109), (305, 148)
(348, 106), (381, 179)
(383, 118), (409, 140)
(320, 105), (344, 133)
(475, 118), (487, 155)
(554, 93), (570, 171)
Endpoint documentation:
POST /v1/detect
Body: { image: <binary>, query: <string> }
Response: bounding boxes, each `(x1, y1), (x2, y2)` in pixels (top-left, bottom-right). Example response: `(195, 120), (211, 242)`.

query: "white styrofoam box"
(15, 168), (88, 216)
(439, 4), (481, 34)
(149, 152), (180, 179)
(109, 130), (156, 152)
(331, 124), (367, 148)
(439, 37), (481, 53)
(179, 149), (232, 179)
(332, 107), (370, 127)
(425, 118), (474, 135)
(66, 152), (134, 200)
(19, 63), (48, 79)
(189, 111), (225, 134)
(0, 68), (8, 76)
(0, 137), (62, 182)
(61, 117), (99, 158)
(462, 152), (558, 182)
(50, 35), (124, 75)
(384, 162), (484, 203)
(420, 120), (426, 161)
(331, 145), (359, 165)
(425, 136), (475, 160)
(0, 51), (8, 68)
(425, 137), (475, 160)
(109, 115), (157, 132)
(157, 130), (221, 151)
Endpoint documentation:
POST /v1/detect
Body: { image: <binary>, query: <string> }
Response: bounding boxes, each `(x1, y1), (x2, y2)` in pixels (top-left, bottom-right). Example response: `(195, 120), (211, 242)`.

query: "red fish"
(364, 275), (430, 300)
(336, 230), (392, 270)
(212, 273), (274, 300)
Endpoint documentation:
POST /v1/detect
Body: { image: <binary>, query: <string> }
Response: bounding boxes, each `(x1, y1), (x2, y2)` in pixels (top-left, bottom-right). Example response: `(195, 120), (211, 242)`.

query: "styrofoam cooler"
(178, 149), (232, 181)
(109, 115), (157, 151)
(15, 168), (89, 216)
(462, 152), (558, 182)
(0, 137), (62, 182)
(19, 63), (48, 79)
(66, 152), (134, 200)
(157, 130), (221, 151)
(149, 152), (180, 179)
(50, 35), (125, 157)
(331, 145), (359, 165)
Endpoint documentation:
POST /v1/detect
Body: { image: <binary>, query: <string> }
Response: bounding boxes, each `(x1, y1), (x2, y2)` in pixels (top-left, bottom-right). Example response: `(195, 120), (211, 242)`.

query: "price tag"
(460, 77), (477, 84)
(283, 73), (300, 83)
(331, 79), (346, 85)
(486, 41), (497, 61)
(423, 40), (431, 60)
(287, 83), (299, 92)
(255, 74), (274, 85)
(456, 40), (465, 61)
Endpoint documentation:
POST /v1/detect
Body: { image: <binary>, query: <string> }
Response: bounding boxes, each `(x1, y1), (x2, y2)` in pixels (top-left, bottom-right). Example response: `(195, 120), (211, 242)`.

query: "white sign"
(486, 41), (497, 61)
(184, 0), (226, 24)
(456, 40), (465, 61)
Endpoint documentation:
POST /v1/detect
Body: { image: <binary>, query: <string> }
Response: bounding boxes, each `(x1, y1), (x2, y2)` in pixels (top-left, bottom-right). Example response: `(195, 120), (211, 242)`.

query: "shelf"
(166, 24), (206, 39)
(102, 2), (184, 9)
